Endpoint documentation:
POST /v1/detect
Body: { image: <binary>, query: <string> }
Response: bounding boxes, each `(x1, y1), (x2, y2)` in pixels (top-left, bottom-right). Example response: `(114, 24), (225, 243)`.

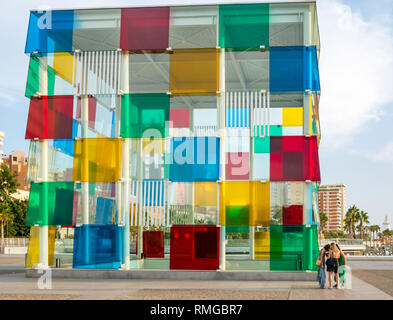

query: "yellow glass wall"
(255, 231), (270, 259)
(169, 48), (219, 95)
(194, 182), (217, 207)
(220, 181), (270, 226)
(73, 138), (121, 182)
(25, 226), (56, 268)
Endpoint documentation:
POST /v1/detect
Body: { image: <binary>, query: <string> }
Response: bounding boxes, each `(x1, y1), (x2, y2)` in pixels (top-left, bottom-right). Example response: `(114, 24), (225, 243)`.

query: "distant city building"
(318, 184), (346, 232)
(382, 215), (391, 231)
(2, 150), (30, 192)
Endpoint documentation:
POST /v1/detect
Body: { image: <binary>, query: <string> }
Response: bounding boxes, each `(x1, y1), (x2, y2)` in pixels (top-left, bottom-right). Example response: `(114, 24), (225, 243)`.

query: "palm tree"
(345, 205), (359, 239)
(369, 225), (380, 247)
(319, 212), (328, 238)
(357, 210), (370, 239)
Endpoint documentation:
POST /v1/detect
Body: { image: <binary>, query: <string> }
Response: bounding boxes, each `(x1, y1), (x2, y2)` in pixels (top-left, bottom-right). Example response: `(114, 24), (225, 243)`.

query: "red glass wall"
(283, 205), (303, 225)
(270, 136), (320, 182)
(120, 7), (170, 51)
(25, 95), (74, 139)
(143, 231), (164, 258)
(170, 225), (220, 270)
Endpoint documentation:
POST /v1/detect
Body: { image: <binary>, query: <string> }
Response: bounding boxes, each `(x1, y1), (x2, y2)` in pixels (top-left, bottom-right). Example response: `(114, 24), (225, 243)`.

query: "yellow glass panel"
(53, 52), (74, 84)
(220, 181), (270, 226)
(73, 138), (121, 182)
(251, 181), (270, 226)
(255, 231), (270, 259)
(194, 182), (217, 207)
(169, 48), (219, 95)
(283, 107), (303, 127)
(25, 226), (56, 268)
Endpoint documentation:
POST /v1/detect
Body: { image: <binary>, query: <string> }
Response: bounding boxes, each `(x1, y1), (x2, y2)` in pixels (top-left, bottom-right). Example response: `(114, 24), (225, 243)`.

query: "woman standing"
(317, 244), (330, 289)
(326, 243), (341, 289)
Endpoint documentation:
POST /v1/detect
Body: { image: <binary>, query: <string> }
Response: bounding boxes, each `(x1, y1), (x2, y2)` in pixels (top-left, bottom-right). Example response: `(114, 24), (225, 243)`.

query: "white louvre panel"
(130, 180), (168, 227)
(74, 51), (121, 95)
(225, 90), (269, 138)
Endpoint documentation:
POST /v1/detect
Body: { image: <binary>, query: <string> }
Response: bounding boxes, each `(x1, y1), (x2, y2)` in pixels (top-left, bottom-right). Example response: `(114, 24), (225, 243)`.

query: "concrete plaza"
(0, 254), (392, 300)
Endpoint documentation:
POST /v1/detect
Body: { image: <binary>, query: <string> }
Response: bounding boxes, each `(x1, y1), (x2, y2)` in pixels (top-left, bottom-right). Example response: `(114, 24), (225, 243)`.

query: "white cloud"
(318, 0), (393, 148)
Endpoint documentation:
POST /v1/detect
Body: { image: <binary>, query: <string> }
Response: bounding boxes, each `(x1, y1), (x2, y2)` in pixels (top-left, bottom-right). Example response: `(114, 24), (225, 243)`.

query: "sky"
(0, 0), (392, 228)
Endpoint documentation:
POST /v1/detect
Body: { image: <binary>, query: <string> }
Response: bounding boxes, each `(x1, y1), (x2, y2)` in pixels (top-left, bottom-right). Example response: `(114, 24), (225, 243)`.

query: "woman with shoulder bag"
(317, 244), (330, 289)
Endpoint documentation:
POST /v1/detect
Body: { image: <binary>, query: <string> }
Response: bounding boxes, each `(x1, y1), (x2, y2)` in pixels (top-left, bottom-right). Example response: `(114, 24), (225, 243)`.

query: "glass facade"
(24, 2), (321, 272)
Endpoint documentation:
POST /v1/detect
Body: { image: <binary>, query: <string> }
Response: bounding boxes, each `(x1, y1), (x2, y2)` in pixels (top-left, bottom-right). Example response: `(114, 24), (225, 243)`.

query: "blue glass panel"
(73, 225), (124, 269)
(95, 197), (114, 224)
(53, 138), (75, 157)
(270, 46), (320, 92)
(25, 10), (74, 53)
(169, 137), (220, 182)
(306, 46), (321, 92)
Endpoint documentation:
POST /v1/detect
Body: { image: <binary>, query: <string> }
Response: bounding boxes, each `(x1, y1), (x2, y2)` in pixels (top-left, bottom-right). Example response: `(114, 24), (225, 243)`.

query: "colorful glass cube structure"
(24, 2), (321, 271)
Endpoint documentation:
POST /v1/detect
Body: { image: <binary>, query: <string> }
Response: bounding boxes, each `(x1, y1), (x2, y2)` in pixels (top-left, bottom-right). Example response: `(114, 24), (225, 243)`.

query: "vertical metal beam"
(38, 56), (49, 269)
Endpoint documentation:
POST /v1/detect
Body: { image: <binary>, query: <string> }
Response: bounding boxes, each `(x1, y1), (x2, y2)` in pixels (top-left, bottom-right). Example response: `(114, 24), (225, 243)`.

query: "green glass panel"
(25, 56), (40, 98)
(219, 4), (269, 50)
(270, 125), (283, 136)
(226, 226), (249, 233)
(47, 65), (56, 96)
(254, 136), (270, 153)
(225, 206), (249, 226)
(26, 182), (74, 226)
(121, 93), (170, 138)
(270, 225), (318, 271)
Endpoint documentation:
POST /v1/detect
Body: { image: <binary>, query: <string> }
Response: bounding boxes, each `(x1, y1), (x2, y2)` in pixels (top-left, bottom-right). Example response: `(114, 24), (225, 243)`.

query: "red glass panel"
(170, 225), (219, 270)
(283, 152), (303, 181)
(170, 109), (190, 128)
(120, 7), (169, 51)
(76, 96), (97, 130)
(283, 205), (303, 225)
(143, 231), (164, 258)
(270, 153), (283, 181)
(225, 152), (250, 180)
(270, 136), (321, 182)
(304, 137), (321, 182)
(25, 96), (74, 139)
(270, 136), (282, 153)
(282, 136), (304, 153)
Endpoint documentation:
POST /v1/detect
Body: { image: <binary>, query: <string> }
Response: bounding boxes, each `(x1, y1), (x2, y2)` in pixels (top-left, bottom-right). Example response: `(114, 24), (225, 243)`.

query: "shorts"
(326, 259), (338, 273)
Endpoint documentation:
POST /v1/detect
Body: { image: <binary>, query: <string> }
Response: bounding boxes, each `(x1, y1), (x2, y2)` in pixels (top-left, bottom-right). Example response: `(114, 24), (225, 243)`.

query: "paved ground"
(0, 255), (392, 300)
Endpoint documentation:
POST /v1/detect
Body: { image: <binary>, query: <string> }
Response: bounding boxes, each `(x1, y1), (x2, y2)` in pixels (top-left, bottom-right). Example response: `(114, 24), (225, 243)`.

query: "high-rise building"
(23, 1), (322, 271)
(318, 184), (346, 233)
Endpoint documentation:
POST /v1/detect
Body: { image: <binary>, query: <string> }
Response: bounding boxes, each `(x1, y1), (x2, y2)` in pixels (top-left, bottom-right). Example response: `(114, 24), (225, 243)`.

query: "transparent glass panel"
(129, 52), (169, 93)
(169, 6), (218, 49)
(27, 140), (75, 182)
(73, 9), (121, 51)
(225, 51), (269, 91)
(73, 183), (117, 225)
